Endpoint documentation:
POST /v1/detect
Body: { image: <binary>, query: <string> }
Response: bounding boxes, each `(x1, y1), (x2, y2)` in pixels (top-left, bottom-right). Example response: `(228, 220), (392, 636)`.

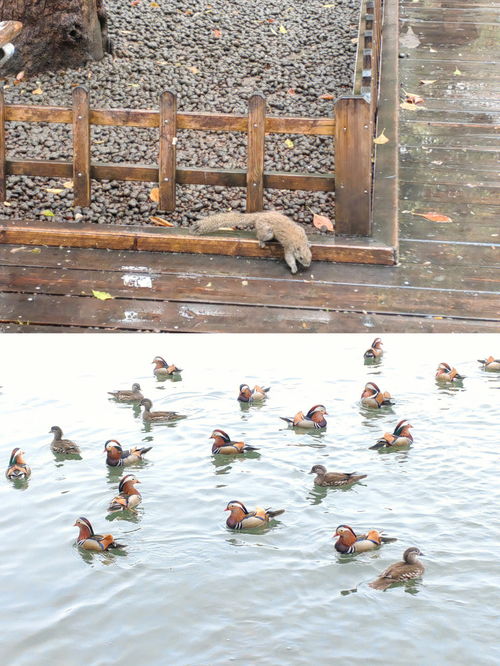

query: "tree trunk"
(0, 0), (111, 75)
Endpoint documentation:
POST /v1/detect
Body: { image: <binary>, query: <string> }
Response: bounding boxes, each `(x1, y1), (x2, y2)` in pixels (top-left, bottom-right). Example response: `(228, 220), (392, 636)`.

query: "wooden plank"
(399, 165), (500, 187)
(401, 181), (500, 205)
(335, 96), (372, 235)
(246, 94), (265, 212)
(353, 0), (369, 95)
(72, 87), (91, 207)
(158, 91), (176, 211)
(0, 220), (396, 265)
(0, 89), (5, 204)
(1, 292), (498, 333)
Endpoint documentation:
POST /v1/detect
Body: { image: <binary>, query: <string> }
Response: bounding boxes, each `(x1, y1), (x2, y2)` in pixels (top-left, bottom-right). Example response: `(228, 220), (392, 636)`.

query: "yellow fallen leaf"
(420, 79), (436, 85)
(187, 66), (200, 74)
(454, 67), (462, 76)
(92, 290), (114, 300)
(41, 209), (55, 216)
(3, 201), (12, 207)
(63, 181), (74, 189)
(150, 187), (160, 203)
(44, 188), (64, 194)
(150, 1), (160, 6)
(374, 129), (389, 144)
(284, 138), (294, 148)
(31, 248), (41, 254)
(32, 88), (43, 95)
(279, 25), (287, 34)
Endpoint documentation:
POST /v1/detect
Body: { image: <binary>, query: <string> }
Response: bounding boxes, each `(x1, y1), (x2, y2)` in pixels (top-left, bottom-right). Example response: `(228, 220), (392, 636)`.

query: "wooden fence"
(0, 0), (393, 264)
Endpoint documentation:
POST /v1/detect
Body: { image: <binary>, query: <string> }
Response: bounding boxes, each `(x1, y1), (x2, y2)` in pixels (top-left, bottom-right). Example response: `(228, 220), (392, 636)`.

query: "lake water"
(1, 334), (499, 665)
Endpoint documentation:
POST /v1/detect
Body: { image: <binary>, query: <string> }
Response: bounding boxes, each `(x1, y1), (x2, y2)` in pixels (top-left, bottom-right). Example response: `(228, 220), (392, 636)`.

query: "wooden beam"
(0, 89), (5, 204)
(247, 94), (266, 212)
(72, 87), (91, 207)
(158, 91), (177, 211)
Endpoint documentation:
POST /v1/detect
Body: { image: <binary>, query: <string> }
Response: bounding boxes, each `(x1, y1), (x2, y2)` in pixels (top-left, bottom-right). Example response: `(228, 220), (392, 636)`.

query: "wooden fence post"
(0, 89), (5, 203)
(246, 93), (266, 212)
(72, 86), (91, 207)
(159, 90), (177, 211)
(334, 96), (372, 236)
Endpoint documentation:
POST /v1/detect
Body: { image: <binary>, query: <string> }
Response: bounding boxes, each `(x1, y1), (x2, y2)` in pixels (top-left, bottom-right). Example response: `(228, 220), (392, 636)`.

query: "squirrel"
(192, 211), (312, 274)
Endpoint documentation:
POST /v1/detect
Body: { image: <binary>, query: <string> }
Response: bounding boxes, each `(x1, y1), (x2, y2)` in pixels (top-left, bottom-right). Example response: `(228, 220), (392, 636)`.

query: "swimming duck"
(104, 440), (152, 467)
(6, 448), (31, 480)
(140, 398), (186, 422)
(370, 420), (413, 450)
(334, 524), (396, 554)
(369, 547), (425, 590)
(361, 382), (394, 408)
(477, 356), (500, 372)
(225, 500), (285, 530)
(210, 429), (258, 454)
(309, 465), (366, 487)
(108, 474), (142, 512)
(49, 426), (81, 455)
(280, 405), (328, 429)
(152, 356), (182, 377)
(237, 384), (270, 403)
(108, 383), (144, 402)
(435, 362), (464, 382)
(74, 517), (126, 551)
(364, 337), (383, 359)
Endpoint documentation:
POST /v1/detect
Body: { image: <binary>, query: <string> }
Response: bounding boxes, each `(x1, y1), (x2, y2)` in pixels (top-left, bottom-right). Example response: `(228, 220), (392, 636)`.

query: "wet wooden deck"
(0, 0), (498, 333)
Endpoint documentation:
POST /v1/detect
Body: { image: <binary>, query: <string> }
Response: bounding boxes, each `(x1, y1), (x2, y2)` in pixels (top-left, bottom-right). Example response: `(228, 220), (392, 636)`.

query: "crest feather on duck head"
(9, 448), (21, 466)
(438, 362), (452, 371)
(75, 517), (94, 535)
(394, 419), (411, 435)
(105, 439), (123, 452)
(239, 384), (250, 392)
(153, 356), (168, 366)
(118, 474), (136, 492)
(371, 337), (382, 347)
(307, 404), (327, 417)
(226, 500), (248, 514)
(211, 429), (230, 442)
(335, 524), (356, 537)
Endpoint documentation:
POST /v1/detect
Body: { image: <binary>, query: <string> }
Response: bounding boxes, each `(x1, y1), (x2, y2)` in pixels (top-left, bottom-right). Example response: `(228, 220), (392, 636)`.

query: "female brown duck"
(369, 547), (425, 590)
(50, 426), (81, 455)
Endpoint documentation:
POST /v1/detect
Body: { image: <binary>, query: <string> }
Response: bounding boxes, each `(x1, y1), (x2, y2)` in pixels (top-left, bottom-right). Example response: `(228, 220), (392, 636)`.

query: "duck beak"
(136, 480), (141, 483)
(224, 508), (230, 512)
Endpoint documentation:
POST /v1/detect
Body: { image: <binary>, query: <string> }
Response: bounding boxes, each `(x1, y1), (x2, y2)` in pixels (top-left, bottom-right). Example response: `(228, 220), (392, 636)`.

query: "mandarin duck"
(361, 382), (394, 408)
(364, 337), (383, 359)
(237, 384), (270, 403)
(477, 356), (500, 372)
(369, 547), (425, 590)
(108, 383), (144, 402)
(49, 426), (81, 455)
(74, 517), (126, 551)
(435, 362), (464, 382)
(334, 524), (397, 554)
(152, 356), (182, 378)
(309, 465), (366, 487)
(140, 398), (186, 422)
(280, 405), (328, 429)
(108, 474), (142, 512)
(210, 429), (258, 454)
(104, 440), (152, 467)
(370, 419), (413, 450)
(225, 500), (285, 530)
(6, 448), (31, 480)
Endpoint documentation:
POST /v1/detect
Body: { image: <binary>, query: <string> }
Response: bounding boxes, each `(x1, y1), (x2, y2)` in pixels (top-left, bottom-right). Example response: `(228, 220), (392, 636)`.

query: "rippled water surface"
(1, 334), (499, 665)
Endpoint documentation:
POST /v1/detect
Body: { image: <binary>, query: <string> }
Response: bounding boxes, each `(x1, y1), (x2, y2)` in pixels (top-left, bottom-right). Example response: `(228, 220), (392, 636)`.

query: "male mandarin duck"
(237, 383), (270, 403)
(225, 500), (285, 530)
(369, 547), (425, 590)
(280, 404), (328, 429)
(74, 517), (126, 551)
(334, 524), (397, 554)
(361, 382), (394, 408)
(140, 398), (186, 422)
(435, 362), (464, 382)
(370, 420), (413, 450)
(210, 429), (258, 454)
(152, 356), (182, 378)
(309, 464), (366, 487)
(49, 426), (81, 455)
(477, 356), (500, 372)
(104, 440), (152, 467)
(108, 383), (144, 402)
(108, 474), (142, 512)
(364, 337), (383, 359)
(6, 448), (31, 480)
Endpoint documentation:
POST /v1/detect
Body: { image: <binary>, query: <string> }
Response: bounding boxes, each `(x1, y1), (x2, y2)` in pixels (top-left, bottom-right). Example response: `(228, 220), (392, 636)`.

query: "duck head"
(131, 383), (141, 391)
(372, 337), (383, 350)
(152, 356), (168, 369)
(8, 448), (26, 466)
(306, 405), (328, 418)
(393, 419), (413, 437)
(49, 426), (63, 439)
(361, 382), (380, 399)
(118, 474), (140, 494)
(224, 500), (248, 518)
(74, 516), (94, 539)
(403, 547), (424, 563)
(210, 429), (231, 443)
(104, 439), (123, 457)
(309, 464), (327, 475)
(238, 384), (252, 402)
(334, 524), (357, 546)
(140, 398), (153, 411)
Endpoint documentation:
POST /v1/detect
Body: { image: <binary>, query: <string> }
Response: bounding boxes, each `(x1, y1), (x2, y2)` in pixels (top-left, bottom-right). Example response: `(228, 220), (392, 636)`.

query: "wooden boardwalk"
(0, 0), (498, 333)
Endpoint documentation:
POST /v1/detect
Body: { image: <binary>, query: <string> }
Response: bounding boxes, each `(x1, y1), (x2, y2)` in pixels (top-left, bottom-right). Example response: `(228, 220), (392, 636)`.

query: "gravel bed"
(1, 0), (360, 228)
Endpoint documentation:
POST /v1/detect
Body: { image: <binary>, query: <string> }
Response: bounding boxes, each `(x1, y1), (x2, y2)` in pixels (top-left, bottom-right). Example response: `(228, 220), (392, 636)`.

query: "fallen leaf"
(15, 71), (25, 82)
(32, 88), (43, 95)
(319, 93), (334, 100)
(212, 29), (221, 38)
(3, 201), (12, 207)
(420, 79), (436, 85)
(10, 246), (26, 253)
(373, 128), (389, 144)
(44, 188), (64, 194)
(150, 1), (160, 6)
(41, 209), (55, 216)
(431, 160), (443, 165)
(284, 138), (294, 148)
(313, 213), (334, 232)
(149, 216), (175, 227)
(241, 280), (248, 286)
(287, 88), (296, 95)
(429, 47), (437, 53)
(187, 66), (200, 74)
(150, 187), (160, 203)
(130, 0), (140, 5)
(31, 248), (41, 254)
(279, 25), (287, 34)
(453, 67), (462, 76)
(405, 93), (425, 104)
(63, 181), (74, 189)
(412, 211), (453, 223)
(323, 3), (336, 7)
(92, 290), (114, 300)
(350, 37), (358, 44)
